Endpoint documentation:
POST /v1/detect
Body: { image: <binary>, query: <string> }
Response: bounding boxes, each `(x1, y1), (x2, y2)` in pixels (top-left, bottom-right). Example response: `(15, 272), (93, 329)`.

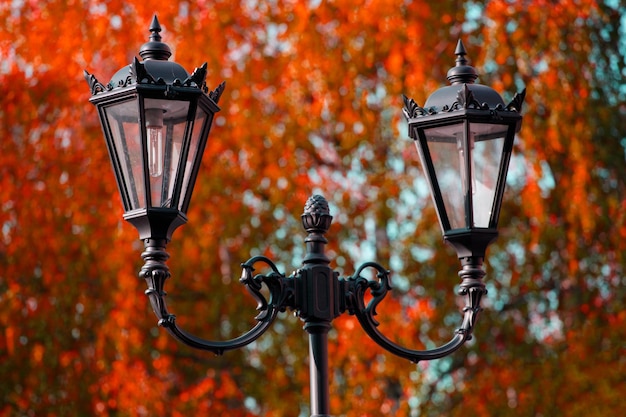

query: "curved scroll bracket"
(345, 260), (487, 363)
(140, 240), (288, 355)
(345, 262), (392, 326)
(240, 255), (293, 319)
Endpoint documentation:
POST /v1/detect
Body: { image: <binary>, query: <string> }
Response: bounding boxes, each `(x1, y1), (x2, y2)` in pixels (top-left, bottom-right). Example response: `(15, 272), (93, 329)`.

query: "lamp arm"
(345, 260), (487, 363)
(140, 240), (288, 355)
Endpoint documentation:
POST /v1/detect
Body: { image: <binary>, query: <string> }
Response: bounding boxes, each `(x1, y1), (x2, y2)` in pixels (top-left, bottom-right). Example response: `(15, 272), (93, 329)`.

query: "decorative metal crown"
(83, 16), (225, 104)
(402, 40), (526, 120)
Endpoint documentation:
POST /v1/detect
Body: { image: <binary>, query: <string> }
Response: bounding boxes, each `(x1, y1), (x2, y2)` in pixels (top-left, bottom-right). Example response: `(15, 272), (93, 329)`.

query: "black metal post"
(308, 328), (331, 417)
(297, 195), (339, 417)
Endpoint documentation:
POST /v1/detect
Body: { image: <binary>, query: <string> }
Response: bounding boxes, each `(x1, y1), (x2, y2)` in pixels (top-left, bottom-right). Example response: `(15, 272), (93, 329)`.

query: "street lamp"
(85, 18), (525, 417)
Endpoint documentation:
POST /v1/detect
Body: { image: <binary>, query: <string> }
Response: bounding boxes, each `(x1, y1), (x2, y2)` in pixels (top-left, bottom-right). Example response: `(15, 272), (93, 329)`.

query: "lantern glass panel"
(104, 99), (145, 210)
(419, 123), (466, 230)
(143, 98), (191, 208)
(179, 106), (210, 212)
(470, 123), (508, 228)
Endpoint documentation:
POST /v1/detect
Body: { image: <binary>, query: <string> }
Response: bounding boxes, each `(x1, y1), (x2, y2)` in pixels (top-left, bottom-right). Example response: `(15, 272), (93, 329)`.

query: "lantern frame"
(403, 41), (525, 259)
(84, 16), (225, 241)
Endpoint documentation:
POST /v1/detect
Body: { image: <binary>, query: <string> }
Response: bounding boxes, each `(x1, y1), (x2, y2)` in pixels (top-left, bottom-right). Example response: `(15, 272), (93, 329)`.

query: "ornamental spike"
(454, 39), (469, 66)
(148, 15), (162, 42)
(447, 39), (478, 85)
(139, 15), (171, 61)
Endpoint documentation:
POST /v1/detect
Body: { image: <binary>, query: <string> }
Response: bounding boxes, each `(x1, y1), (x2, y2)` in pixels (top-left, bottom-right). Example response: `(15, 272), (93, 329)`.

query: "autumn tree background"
(1, 1), (624, 416)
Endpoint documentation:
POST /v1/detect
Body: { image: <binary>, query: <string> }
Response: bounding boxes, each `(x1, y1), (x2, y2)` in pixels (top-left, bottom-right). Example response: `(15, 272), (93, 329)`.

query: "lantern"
(403, 40), (525, 259)
(84, 16), (225, 241)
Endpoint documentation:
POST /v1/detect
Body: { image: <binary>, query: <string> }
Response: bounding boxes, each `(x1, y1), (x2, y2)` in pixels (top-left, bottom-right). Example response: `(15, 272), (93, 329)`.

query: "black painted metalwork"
(136, 194), (489, 412)
(85, 16), (224, 242)
(402, 40), (525, 262)
(142, 239), (286, 355)
(87, 20), (524, 416)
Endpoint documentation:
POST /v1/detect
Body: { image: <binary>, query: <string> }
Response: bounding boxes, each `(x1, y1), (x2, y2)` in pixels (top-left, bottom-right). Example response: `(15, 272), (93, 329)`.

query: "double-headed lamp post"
(85, 16), (525, 416)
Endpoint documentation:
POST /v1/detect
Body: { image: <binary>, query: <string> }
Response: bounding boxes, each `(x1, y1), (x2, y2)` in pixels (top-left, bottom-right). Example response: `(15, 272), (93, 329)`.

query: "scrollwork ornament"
(185, 62), (208, 91)
(130, 57), (153, 84)
(240, 262), (270, 320)
(347, 262), (392, 326)
(505, 88), (527, 112)
(457, 84), (485, 110)
(402, 94), (430, 119)
(115, 76), (133, 89)
(240, 255), (290, 319)
(83, 70), (107, 95)
(209, 81), (226, 104)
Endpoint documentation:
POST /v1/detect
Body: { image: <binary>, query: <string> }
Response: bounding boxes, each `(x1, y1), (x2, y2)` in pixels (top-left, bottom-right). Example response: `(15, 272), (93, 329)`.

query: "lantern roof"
(84, 16), (225, 104)
(402, 40), (525, 122)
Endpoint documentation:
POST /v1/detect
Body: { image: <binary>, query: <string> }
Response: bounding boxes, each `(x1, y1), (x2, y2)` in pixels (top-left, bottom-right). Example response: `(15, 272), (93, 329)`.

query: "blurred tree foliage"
(0, 1), (624, 416)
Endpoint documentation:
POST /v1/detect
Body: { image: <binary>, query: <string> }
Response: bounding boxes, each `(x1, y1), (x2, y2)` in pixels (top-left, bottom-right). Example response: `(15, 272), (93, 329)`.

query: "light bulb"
(457, 133), (476, 195)
(145, 109), (164, 177)
(147, 126), (163, 177)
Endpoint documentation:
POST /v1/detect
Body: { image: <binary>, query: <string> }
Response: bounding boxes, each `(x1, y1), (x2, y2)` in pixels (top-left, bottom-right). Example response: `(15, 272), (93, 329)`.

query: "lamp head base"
(444, 228), (498, 261)
(123, 208), (188, 242)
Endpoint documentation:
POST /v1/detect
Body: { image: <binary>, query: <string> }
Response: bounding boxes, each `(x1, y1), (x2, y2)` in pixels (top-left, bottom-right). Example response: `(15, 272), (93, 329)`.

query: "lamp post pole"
(85, 16), (525, 416)
(300, 195), (337, 417)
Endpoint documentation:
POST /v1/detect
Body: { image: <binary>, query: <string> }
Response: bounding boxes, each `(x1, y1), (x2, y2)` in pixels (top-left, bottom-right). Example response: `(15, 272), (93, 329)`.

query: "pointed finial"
(446, 39), (478, 85)
(454, 39), (469, 66)
(148, 15), (163, 42)
(139, 15), (172, 61)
